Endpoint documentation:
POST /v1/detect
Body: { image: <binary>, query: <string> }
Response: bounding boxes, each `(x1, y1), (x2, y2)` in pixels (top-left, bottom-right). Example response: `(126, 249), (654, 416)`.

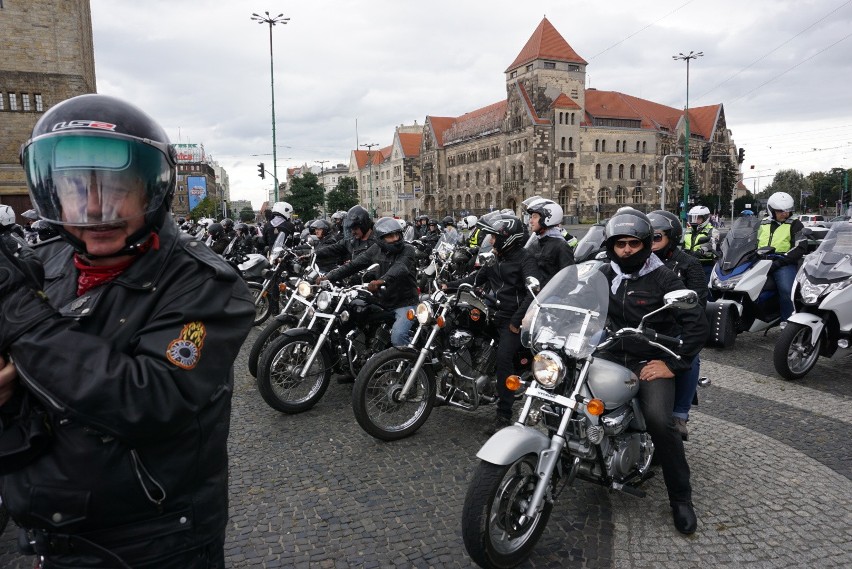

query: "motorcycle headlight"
(799, 279), (827, 305)
(438, 248), (451, 261)
(532, 350), (565, 389)
(415, 302), (434, 325)
(316, 291), (332, 311)
(297, 281), (313, 298)
(824, 279), (852, 297)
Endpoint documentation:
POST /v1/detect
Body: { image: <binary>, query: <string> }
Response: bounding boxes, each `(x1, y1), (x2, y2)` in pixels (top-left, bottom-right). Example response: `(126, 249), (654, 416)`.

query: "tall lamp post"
(361, 143), (378, 217)
(673, 51), (703, 222)
(316, 160), (328, 217)
(251, 11), (289, 202)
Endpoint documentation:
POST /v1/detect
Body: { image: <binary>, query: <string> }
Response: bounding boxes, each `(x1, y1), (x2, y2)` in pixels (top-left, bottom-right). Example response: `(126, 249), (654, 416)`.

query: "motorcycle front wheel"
(352, 348), (436, 441)
(248, 316), (297, 378)
(247, 281), (277, 327)
(773, 322), (821, 380)
(462, 455), (552, 569)
(257, 335), (332, 413)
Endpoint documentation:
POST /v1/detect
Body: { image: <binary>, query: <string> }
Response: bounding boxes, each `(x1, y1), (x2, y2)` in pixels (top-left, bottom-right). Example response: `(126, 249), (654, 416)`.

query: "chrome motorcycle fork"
(399, 305), (448, 398)
(299, 296), (345, 377)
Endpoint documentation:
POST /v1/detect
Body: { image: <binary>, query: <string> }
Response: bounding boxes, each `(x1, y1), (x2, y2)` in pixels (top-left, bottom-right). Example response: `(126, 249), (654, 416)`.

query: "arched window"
(511, 165), (516, 181)
(559, 163), (565, 179)
(630, 164), (636, 179)
(636, 141), (640, 152)
(568, 137), (573, 151)
(618, 164), (624, 179)
(497, 168), (501, 183)
(465, 194), (472, 209)
(559, 186), (571, 211)
(641, 165), (647, 179)
(568, 163), (575, 179)
(616, 141), (621, 152)
(496, 191), (502, 206)
(595, 139), (600, 152)
(561, 137), (566, 150)
(485, 170), (491, 185)
(456, 195), (462, 209)
(571, 113), (575, 125)
(559, 112), (563, 124)
(485, 192), (493, 209)
(456, 174), (460, 187)
(475, 171), (480, 186)
(465, 172), (470, 187)
(474, 193), (482, 209)
(523, 139), (528, 152)
(602, 140), (607, 152)
(595, 164), (601, 179)
(642, 141), (647, 153)
(598, 188), (610, 204)
(615, 186), (627, 204)
(607, 164), (613, 179)
(519, 164), (524, 180)
(622, 140), (627, 152)
(632, 187), (643, 203)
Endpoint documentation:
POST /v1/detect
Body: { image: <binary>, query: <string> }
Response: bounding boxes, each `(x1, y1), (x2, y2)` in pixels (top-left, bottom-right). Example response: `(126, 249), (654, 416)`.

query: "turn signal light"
(470, 308), (482, 322)
(586, 398), (605, 416)
(278, 283), (287, 293)
(505, 375), (522, 391)
(407, 309), (416, 320)
(436, 315), (446, 328)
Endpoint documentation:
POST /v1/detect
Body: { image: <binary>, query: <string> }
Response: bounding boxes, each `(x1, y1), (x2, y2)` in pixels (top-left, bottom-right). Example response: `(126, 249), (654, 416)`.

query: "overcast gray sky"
(90, 0), (852, 208)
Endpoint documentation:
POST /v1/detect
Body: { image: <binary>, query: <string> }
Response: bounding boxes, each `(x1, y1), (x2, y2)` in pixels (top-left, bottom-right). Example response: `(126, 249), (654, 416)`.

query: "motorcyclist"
(231, 222), (256, 256)
(206, 222), (230, 255)
(220, 217), (235, 240)
(263, 201), (295, 250)
(419, 218), (442, 250)
(459, 215), (480, 246)
(597, 208), (709, 535)
(759, 191), (807, 323)
(21, 208), (40, 244)
(445, 214), (541, 435)
(683, 205), (717, 279)
(413, 214), (429, 240)
(0, 204), (27, 241)
(442, 216), (461, 245)
(525, 199), (574, 286)
(319, 216), (418, 348)
(648, 210), (708, 441)
(313, 205), (378, 271)
(330, 210), (346, 239)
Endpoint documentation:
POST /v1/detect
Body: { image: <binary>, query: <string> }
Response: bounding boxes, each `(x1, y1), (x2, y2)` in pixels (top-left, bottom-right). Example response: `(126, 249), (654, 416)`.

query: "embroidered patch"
(166, 321), (206, 370)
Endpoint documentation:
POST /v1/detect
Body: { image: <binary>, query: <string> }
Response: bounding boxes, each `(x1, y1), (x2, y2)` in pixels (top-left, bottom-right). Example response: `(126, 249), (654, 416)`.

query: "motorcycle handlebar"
(643, 328), (683, 347)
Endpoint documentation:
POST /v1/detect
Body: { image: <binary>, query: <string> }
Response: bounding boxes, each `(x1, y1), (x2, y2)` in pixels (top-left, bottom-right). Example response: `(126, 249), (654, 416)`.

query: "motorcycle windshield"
(573, 224), (606, 262)
(269, 231), (287, 262)
(719, 216), (760, 271)
(520, 263), (610, 358)
(805, 221), (852, 280)
(433, 237), (456, 261)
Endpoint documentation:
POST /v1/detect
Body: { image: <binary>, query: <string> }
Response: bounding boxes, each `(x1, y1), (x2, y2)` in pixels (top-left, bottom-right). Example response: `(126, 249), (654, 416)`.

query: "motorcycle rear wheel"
(352, 348), (435, 441)
(248, 281), (277, 327)
(773, 322), (821, 380)
(462, 455), (552, 569)
(257, 335), (331, 413)
(248, 316), (297, 378)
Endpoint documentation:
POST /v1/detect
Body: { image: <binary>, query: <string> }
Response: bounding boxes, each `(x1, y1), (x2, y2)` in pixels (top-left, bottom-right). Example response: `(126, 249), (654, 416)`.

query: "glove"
(0, 234), (56, 351)
(771, 259), (784, 271)
(367, 279), (385, 293)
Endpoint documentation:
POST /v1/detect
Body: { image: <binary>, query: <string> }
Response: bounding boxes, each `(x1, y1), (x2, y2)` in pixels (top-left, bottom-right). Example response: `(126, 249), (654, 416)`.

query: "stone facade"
(0, 0), (96, 220)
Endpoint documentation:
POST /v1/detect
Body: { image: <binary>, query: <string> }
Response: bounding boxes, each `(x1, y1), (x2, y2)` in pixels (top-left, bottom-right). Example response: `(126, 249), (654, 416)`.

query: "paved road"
(2, 285), (851, 568)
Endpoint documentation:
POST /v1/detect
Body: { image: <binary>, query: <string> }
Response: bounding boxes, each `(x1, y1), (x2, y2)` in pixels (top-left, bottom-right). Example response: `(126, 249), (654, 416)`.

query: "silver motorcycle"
(461, 264), (696, 569)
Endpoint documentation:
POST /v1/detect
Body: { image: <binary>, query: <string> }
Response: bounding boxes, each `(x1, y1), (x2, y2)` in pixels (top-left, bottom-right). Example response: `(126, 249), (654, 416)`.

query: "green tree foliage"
(189, 197), (219, 220)
(762, 170), (809, 207)
(239, 206), (256, 222)
(288, 172), (325, 220)
(326, 176), (359, 213)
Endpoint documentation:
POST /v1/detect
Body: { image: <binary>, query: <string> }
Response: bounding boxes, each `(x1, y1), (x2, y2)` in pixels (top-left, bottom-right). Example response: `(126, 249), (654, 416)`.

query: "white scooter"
(773, 221), (852, 380)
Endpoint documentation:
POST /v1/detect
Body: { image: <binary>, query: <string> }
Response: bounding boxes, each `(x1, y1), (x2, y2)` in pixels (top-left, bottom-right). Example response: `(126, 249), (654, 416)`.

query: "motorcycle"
(773, 221), (852, 379)
(223, 235), (269, 283)
(256, 266), (395, 414)
(248, 232), (308, 327)
(352, 282), (523, 441)
(460, 264), (696, 569)
(571, 220), (607, 263)
(705, 215), (781, 347)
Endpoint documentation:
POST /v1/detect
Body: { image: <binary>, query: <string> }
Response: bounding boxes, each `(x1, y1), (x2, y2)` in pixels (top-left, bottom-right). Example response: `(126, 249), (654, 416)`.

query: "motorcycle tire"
(256, 334), (332, 414)
(351, 348), (436, 441)
(773, 322), (821, 380)
(462, 455), (553, 569)
(247, 281), (276, 327)
(248, 316), (297, 378)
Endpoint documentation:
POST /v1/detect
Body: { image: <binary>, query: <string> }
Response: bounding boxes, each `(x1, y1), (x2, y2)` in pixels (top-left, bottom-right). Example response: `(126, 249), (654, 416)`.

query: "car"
(824, 215), (851, 228)
(798, 214), (827, 227)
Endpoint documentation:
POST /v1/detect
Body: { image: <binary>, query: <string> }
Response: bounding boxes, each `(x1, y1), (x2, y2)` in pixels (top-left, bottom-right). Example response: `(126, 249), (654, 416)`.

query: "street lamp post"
(673, 51), (703, 222)
(251, 11), (289, 202)
(361, 143), (378, 218)
(316, 160), (328, 217)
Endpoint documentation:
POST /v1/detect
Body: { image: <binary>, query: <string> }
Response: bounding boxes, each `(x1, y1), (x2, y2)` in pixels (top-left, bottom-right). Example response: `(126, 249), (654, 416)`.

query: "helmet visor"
(22, 133), (173, 226)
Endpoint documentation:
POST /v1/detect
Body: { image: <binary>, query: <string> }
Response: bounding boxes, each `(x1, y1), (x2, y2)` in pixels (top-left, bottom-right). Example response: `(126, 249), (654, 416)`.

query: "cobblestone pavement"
(2, 325), (851, 568)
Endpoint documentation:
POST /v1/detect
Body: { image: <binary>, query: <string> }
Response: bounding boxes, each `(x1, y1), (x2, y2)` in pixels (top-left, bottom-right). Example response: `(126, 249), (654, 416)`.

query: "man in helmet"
(649, 210), (708, 441)
(21, 208), (41, 244)
(0, 204), (27, 242)
(320, 216), (418, 347)
(441, 215), (461, 245)
(262, 201), (295, 250)
(445, 214), (541, 435)
(205, 222), (230, 255)
(330, 210), (346, 239)
(313, 205), (378, 272)
(760, 191), (807, 323)
(419, 218), (442, 250)
(1, 94), (254, 567)
(413, 214), (429, 240)
(683, 205), (718, 279)
(597, 208), (708, 535)
(525, 199), (574, 286)
(220, 217), (235, 239)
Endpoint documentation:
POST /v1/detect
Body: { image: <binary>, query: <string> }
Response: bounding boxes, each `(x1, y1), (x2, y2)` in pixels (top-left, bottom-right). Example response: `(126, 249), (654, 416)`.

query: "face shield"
(22, 133), (173, 227)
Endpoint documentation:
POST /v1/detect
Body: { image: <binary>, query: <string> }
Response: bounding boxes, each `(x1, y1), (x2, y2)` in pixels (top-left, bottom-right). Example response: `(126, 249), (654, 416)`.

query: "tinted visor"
(22, 133), (173, 226)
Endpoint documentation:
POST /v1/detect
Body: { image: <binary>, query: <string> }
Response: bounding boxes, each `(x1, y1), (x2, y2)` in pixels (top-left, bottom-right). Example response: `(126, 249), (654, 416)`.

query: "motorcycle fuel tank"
(587, 358), (638, 409)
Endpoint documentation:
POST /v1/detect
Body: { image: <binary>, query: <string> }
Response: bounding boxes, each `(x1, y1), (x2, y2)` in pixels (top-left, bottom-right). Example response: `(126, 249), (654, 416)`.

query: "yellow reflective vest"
(757, 220), (793, 253)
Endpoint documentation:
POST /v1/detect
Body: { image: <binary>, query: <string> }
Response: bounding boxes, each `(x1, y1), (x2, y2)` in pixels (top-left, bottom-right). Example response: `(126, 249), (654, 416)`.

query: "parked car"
(824, 215), (851, 228)
(798, 214), (827, 227)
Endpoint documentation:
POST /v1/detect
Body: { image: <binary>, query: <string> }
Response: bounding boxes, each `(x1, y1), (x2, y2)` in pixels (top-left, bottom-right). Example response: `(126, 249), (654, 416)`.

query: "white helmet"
(521, 195), (544, 212)
(527, 199), (563, 228)
(460, 215), (478, 231)
(0, 204), (15, 227)
(767, 192), (794, 217)
(271, 201), (293, 219)
(687, 205), (711, 226)
(198, 217), (212, 227)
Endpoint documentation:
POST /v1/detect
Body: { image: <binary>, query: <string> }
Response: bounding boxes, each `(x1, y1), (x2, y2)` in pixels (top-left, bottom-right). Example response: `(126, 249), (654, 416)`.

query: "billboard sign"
(174, 143), (206, 163)
(187, 176), (208, 211)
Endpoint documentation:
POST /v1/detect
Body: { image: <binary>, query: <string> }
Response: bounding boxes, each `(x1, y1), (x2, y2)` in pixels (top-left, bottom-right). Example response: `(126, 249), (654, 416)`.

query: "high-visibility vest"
(757, 220), (793, 252)
(683, 224), (711, 251)
(468, 227), (482, 248)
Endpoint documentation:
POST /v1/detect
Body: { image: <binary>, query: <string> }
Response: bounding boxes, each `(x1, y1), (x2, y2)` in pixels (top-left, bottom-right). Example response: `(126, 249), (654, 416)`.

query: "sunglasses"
(653, 233), (665, 242)
(613, 238), (643, 249)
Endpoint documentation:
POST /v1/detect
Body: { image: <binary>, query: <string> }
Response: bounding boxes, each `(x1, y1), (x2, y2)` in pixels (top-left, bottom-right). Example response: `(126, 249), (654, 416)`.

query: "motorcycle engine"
(604, 433), (653, 479)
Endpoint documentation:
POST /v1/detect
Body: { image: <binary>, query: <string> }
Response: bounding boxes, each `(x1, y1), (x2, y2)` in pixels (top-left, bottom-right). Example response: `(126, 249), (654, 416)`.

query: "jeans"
(771, 264), (798, 321)
(494, 319), (523, 420)
(673, 354), (700, 420)
(391, 306), (415, 347)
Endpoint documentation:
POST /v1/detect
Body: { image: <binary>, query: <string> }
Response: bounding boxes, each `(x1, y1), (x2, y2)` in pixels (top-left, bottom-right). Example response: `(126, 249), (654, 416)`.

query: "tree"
(288, 172), (325, 220)
(717, 158), (740, 216)
(188, 197), (219, 221)
(239, 206), (256, 222)
(762, 169), (810, 208)
(326, 176), (359, 213)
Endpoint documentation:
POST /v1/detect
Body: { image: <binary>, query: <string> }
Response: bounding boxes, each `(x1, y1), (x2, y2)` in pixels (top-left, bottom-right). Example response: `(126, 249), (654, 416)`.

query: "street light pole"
(316, 160), (328, 217)
(673, 51), (703, 222)
(251, 11), (289, 203)
(361, 143), (378, 218)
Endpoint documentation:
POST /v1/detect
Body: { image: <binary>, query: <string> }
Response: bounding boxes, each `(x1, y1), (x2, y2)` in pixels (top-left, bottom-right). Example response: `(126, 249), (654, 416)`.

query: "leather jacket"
(0, 220), (255, 567)
(325, 242), (418, 309)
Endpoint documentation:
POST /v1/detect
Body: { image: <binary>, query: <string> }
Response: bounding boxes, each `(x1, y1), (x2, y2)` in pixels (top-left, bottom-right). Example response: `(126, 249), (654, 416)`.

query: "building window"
(599, 188), (610, 204)
(559, 112), (563, 124)
(497, 168), (501, 183)
(623, 140), (627, 152)
(569, 163), (575, 179)
(9, 93), (17, 111)
(568, 137), (573, 151)
(465, 172), (470, 187)
(519, 164), (524, 180)
(485, 170), (490, 185)
(511, 166), (516, 181)
(510, 71), (517, 78)
(475, 194), (482, 209)
(571, 113), (575, 125)
(618, 164), (624, 179)
(526, 64), (533, 72)
(607, 164), (613, 179)
(602, 140), (606, 152)
(475, 171), (480, 186)
(559, 163), (565, 179)
(633, 187), (643, 203)
(21, 93), (30, 111)
(630, 164), (636, 179)
(616, 141), (620, 152)
(642, 141), (647, 153)
(595, 164), (601, 179)
(544, 61), (556, 69)
(636, 141), (640, 152)
(641, 165), (647, 179)
(0, 93), (4, 111)
(523, 139), (528, 152)
(595, 139), (600, 152)
(561, 137), (566, 151)
(615, 186), (627, 204)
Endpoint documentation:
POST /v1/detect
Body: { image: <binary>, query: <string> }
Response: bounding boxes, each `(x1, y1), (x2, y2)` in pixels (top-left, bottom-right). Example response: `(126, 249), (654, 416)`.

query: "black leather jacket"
(657, 248), (709, 307)
(1, 220), (254, 566)
(325, 242), (418, 309)
(531, 235), (574, 286)
(315, 232), (378, 267)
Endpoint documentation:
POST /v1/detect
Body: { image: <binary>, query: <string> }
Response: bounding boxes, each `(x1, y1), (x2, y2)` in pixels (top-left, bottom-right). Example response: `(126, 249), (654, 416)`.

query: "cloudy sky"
(90, 0), (852, 208)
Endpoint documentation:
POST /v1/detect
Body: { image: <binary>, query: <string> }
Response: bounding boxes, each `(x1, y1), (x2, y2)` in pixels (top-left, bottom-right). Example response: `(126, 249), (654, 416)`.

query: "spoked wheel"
(773, 322), (821, 380)
(352, 348), (435, 441)
(248, 316), (297, 378)
(248, 281), (276, 327)
(257, 335), (331, 413)
(462, 455), (552, 569)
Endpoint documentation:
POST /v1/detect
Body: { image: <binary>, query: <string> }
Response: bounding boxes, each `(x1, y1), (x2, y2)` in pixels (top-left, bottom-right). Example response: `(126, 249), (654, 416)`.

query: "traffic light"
(257, 163), (265, 179)
(737, 148), (745, 163)
(701, 144), (711, 163)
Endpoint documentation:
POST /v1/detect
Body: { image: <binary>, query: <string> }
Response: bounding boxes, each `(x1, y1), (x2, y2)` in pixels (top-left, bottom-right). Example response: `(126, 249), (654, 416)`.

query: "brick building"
(0, 0), (96, 221)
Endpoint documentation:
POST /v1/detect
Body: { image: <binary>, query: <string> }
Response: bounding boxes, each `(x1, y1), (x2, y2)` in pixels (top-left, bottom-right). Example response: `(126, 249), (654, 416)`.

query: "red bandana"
(73, 233), (160, 296)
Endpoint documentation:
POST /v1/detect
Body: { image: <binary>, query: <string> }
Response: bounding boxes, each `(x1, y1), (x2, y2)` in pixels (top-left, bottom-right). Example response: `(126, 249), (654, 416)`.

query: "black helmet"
(234, 222), (249, 235)
(442, 216), (455, 227)
(311, 219), (331, 234)
(374, 216), (405, 254)
(220, 218), (234, 231)
(176, 216), (186, 225)
(648, 210), (683, 243)
(19, 94), (177, 257)
(478, 214), (525, 253)
(345, 205), (373, 234)
(32, 220), (59, 241)
(417, 214), (429, 223)
(207, 222), (224, 239)
(604, 208), (653, 273)
(427, 218), (440, 229)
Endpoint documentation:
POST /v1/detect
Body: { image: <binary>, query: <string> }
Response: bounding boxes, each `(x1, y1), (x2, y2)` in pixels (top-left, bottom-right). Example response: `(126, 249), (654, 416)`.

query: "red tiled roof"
(584, 90), (722, 138)
(684, 105), (721, 140)
(551, 93), (581, 110)
(379, 145), (392, 161)
(506, 17), (587, 72)
(398, 133), (422, 157)
(443, 101), (507, 145)
(426, 116), (456, 148)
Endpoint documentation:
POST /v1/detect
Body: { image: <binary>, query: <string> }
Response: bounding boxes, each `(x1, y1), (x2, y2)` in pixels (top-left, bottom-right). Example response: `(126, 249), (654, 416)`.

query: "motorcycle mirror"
(525, 276), (541, 295)
(307, 235), (320, 245)
(663, 289), (699, 310)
